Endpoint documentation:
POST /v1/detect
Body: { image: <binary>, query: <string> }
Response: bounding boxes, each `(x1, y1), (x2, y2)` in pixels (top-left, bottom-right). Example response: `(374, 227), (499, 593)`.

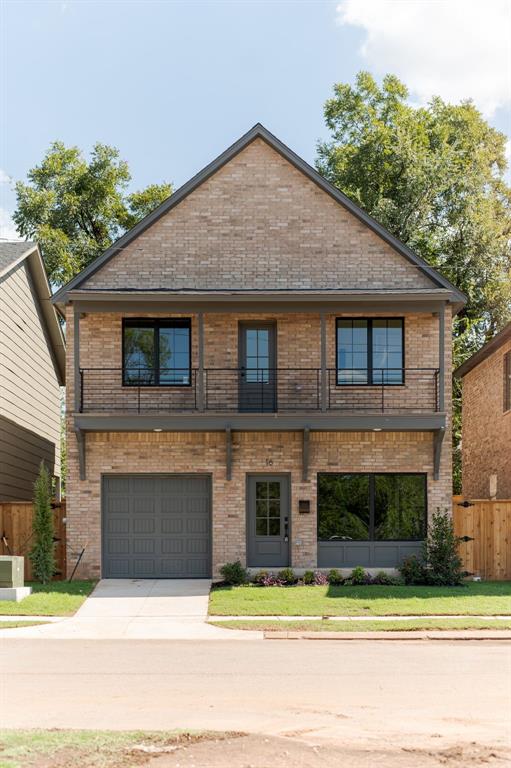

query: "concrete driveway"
(2, 579), (260, 640)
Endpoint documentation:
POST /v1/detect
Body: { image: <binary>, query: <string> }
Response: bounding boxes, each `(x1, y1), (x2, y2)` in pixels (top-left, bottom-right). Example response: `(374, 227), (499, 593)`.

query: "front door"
(247, 475), (290, 567)
(239, 322), (276, 412)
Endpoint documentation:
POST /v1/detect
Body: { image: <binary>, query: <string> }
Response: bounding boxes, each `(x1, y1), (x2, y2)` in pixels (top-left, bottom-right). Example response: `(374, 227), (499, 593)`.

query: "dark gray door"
(102, 475), (211, 578)
(247, 475), (290, 567)
(239, 322), (276, 412)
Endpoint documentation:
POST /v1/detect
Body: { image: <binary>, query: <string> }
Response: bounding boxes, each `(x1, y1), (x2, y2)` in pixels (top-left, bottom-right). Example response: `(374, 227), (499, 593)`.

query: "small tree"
(30, 462), (55, 583)
(423, 508), (464, 586)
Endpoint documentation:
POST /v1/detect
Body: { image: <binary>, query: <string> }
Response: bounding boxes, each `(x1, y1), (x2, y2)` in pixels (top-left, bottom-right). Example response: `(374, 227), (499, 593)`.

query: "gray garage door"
(102, 475), (211, 578)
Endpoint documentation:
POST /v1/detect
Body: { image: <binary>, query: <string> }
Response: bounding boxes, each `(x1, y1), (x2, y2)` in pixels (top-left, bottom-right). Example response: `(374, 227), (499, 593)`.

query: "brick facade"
(63, 133), (455, 578)
(461, 336), (511, 499)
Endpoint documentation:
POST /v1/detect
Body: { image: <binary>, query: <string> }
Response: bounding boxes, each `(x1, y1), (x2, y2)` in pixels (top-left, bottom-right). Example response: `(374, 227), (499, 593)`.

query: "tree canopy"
(14, 142), (172, 286)
(316, 72), (511, 354)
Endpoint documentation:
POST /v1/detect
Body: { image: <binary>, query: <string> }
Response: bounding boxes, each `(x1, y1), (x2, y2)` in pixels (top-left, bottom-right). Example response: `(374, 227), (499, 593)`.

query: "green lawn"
(0, 580), (96, 616)
(212, 617), (511, 633)
(209, 582), (511, 617)
(0, 620), (48, 629)
(0, 729), (240, 768)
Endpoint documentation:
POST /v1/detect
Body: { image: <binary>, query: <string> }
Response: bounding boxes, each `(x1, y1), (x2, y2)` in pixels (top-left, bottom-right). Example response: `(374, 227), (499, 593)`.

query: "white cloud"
(0, 168), (12, 185)
(336, 0), (511, 116)
(0, 209), (21, 241)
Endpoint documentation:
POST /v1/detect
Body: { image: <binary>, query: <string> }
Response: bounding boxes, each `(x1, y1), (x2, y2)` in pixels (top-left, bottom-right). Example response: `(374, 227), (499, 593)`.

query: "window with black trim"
(336, 318), (404, 385)
(122, 319), (191, 386)
(317, 473), (426, 541)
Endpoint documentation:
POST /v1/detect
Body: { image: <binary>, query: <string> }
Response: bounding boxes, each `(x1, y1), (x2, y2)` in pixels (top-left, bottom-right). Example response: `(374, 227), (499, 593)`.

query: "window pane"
(268, 518), (280, 536)
(159, 325), (190, 384)
(256, 481), (267, 500)
(256, 500), (267, 518)
(317, 474), (370, 541)
(372, 320), (403, 384)
(374, 474), (426, 540)
(123, 327), (155, 384)
(268, 482), (280, 499)
(337, 320), (368, 384)
(256, 519), (267, 536)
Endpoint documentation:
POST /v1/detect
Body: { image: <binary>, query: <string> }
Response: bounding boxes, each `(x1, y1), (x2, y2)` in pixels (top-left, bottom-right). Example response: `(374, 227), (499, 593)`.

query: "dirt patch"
(143, 734), (510, 768)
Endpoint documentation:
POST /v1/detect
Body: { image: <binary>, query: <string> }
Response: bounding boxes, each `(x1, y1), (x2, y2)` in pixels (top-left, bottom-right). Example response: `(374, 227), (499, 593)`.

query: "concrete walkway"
(0, 580), (261, 640)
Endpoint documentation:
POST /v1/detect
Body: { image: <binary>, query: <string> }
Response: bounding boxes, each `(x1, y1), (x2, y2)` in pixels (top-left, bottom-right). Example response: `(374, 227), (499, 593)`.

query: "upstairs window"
(122, 319), (191, 386)
(336, 318), (404, 385)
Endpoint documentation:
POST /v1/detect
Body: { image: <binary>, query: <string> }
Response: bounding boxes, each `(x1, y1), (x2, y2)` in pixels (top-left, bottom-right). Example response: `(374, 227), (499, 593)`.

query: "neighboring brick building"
(53, 124), (465, 579)
(455, 323), (511, 500)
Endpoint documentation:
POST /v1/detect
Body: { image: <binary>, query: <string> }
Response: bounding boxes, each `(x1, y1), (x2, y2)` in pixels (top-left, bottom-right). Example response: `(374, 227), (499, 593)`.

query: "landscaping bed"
(211, 617), (511, 632)
(0, 729), (242, 768)
(209, 581), (511, 617)
(0, 580), (96, 616)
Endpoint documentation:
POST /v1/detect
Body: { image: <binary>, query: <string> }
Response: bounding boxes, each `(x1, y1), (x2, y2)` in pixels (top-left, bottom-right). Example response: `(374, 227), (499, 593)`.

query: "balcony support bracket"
(75, 427), (86, 481)
(433, 427), (445, 481)
(225, 427), (232, 481)
(302, 427), (310, 482)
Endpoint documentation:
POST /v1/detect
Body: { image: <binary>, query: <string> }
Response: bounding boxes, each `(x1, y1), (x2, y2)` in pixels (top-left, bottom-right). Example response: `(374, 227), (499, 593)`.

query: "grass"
(0, 729), (240, 768)
(0, 580), (96, 616)
(211, 617), (511, 633)
(209, 581), (511, 617)
(0, 620), (48, 629)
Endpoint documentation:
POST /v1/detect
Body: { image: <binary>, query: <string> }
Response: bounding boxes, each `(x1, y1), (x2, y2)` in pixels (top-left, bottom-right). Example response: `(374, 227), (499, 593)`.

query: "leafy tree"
(317, 72), (511, 490)
(30, 462), (55, 584)
(14, 142), (172, 286)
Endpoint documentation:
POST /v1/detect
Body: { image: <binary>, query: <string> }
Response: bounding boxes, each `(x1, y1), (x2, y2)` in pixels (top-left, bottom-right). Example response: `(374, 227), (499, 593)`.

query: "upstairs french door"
(238, 322), (277, 412)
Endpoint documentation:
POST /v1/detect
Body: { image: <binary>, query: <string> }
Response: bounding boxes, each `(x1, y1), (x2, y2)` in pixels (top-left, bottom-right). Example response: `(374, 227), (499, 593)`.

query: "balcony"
(79, 367), (440, 414)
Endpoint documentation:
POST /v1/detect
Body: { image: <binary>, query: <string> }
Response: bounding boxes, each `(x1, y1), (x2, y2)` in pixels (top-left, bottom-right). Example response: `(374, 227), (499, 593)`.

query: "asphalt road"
(1, 639), (510, 765)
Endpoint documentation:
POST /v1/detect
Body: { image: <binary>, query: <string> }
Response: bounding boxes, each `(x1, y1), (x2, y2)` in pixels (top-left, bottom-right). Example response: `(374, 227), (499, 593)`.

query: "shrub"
(302, 570), (315, 585)
(313, 571), (328, 585)
(278, 568), (296, 585)
(29, 462), (55, 584)
(253, 570), (269, 585)
(350, 566), (371, 585)
(399, 555), (427, 585)
(373, 570), (397, 586)
(424, 508), (464, 586)
(219, 560), (248, 586)
(327, 568), (343, 586)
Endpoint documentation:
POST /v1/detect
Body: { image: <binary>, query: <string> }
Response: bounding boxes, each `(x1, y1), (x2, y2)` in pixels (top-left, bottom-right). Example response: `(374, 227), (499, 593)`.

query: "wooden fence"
(0, 501), (66, 581)
(453, 496), (511, 580)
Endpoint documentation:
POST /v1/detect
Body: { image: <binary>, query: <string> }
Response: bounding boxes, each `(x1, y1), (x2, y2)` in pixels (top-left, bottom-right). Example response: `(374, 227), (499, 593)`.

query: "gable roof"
(52, 123), (466, 309)
(454, 322), (511, 378)
(0, 241), (65, 384)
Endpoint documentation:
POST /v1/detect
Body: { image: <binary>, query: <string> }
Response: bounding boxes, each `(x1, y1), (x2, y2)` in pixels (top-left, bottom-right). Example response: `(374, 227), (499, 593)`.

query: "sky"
(1, 0), (510, 240)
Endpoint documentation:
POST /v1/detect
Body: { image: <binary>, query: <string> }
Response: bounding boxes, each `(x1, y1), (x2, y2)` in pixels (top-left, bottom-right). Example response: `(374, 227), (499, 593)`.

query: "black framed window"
(336, 318), (404, 385)
(318, 473), (426, 541)
(122, 319), (191, 386)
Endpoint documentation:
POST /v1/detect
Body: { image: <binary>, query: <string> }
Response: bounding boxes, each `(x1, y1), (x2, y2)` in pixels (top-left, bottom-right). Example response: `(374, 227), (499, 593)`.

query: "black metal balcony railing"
(79, 367), (440, 414)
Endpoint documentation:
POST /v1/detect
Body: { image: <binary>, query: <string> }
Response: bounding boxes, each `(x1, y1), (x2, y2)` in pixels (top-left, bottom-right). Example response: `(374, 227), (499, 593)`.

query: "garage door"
(102, 475), (211, 578)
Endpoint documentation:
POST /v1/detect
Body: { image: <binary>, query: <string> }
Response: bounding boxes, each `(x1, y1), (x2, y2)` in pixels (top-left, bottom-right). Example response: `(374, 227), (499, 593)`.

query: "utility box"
(0, 556), (25, 588)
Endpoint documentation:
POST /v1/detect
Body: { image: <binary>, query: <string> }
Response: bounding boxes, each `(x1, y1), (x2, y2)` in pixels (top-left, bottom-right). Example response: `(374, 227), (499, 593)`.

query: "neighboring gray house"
(0, 242), (65, 500)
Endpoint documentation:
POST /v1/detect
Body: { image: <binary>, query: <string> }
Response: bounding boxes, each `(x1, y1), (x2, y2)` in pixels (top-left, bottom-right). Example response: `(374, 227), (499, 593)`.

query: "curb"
(264, 630), (511, 641)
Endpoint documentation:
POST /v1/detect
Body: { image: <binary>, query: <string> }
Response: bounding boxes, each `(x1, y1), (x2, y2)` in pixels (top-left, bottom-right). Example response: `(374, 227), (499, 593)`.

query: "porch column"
(438, 303), (445, 412)
(197, 311), (205, 411)
(320, 311), (327, 411)
(73, 303), (81, 412)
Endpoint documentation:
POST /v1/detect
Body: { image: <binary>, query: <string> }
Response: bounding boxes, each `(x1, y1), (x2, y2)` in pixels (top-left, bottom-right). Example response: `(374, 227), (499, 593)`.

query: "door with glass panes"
(247, 475), (290, 567)
(238, 322), (276, 412)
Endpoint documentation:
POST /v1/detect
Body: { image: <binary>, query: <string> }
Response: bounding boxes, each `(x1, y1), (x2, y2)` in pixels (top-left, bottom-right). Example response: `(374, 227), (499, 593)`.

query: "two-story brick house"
(53, 125), (465, 580)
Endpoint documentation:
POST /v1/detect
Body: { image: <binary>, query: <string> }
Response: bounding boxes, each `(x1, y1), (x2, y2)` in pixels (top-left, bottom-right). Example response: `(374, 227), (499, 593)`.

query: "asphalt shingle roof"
(0, 241), (35, 275)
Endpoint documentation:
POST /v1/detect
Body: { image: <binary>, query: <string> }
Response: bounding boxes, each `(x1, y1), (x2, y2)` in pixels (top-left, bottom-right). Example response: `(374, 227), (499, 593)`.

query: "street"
(1, 638), (510, 766)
